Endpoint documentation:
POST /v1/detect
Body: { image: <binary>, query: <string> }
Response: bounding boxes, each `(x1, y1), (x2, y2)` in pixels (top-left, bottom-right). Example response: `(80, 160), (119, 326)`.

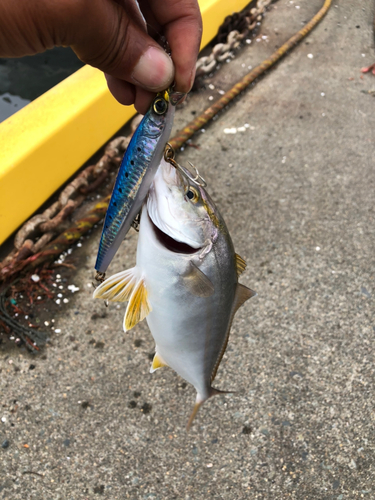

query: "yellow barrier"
(0, 0), (250, 245)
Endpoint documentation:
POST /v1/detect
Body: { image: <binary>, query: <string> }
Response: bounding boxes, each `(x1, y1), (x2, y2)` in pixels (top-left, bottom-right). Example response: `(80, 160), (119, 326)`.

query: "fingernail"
(132, 46), (174, 91)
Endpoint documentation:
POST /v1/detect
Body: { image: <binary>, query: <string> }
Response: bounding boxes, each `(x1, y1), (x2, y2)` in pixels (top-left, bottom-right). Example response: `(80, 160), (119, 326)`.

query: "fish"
(93, 155), (256, 429)
(95, 88), (184, 278)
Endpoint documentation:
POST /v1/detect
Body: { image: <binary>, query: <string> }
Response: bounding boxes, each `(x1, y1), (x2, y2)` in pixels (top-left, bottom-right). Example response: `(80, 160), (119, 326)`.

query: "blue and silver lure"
(95, 88), (184, 279)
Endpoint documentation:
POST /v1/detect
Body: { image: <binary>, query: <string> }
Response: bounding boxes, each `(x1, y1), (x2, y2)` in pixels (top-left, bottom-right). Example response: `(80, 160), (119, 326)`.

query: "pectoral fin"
(150, 353), (168, 373)
(124, 278), (151, 332)
(93, 268), (137, 302)
(182, 262), (214, 297)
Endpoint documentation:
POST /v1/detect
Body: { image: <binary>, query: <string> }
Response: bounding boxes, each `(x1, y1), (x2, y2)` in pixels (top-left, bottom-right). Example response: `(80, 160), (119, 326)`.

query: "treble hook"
(164, 143), (207, 187)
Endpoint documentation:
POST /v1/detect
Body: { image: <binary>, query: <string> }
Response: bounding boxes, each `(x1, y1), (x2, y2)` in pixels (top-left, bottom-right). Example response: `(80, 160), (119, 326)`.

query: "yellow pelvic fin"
(150, 353), (168, 373)
(235, 253), (247, 277)
(182, 261), (214, 297)
(93, 268), (137, 302)
(124, 278), (151, 331)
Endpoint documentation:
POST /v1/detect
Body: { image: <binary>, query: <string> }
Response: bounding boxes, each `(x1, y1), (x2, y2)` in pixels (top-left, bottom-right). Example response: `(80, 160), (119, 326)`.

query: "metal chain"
(195, 0), (272, 79)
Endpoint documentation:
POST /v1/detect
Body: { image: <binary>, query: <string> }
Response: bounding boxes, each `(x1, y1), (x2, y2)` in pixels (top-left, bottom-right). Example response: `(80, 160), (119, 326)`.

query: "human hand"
(0, 0), (202, 113)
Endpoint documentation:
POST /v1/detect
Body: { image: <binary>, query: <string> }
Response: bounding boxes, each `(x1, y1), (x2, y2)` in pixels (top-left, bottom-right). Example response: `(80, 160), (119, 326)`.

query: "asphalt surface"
(1, 1), (374, 498)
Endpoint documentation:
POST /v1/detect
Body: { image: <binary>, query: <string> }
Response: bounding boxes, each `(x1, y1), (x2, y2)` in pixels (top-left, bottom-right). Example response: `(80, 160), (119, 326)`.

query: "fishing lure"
(95, 89), (184, 280)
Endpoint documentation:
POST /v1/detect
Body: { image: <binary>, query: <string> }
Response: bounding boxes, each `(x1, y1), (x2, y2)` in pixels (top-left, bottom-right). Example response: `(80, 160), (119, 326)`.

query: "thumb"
(68, 0), (174, 92)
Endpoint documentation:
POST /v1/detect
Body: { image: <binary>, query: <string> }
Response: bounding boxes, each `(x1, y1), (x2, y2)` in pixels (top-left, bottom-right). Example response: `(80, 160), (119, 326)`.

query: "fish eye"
(153, 97), (168, 115)
(186, 187), (199, 203)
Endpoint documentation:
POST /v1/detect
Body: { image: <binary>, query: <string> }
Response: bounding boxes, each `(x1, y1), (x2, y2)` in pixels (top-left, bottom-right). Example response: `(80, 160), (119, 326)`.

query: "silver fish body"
(94, 158), (255, 428)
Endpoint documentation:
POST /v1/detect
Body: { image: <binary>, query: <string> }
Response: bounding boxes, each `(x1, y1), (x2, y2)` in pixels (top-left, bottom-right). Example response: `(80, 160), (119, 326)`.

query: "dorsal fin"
(93, 268), (137, 302)
(182, 261), (215, 297)
(210, 283), (256, 383)
(150, 353), (168, 373)
(235, 253), (247, 277)
(123, 278), (151, 331)
(232, 283), (257, 315)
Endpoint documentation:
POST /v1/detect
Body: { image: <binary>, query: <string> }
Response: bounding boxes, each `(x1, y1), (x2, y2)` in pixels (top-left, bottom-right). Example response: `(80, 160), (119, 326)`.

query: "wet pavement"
(0, 1), (374, 498)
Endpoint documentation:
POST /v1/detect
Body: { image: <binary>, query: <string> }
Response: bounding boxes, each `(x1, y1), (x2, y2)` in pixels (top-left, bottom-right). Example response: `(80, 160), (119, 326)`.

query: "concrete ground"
(1, 0), (374, 498)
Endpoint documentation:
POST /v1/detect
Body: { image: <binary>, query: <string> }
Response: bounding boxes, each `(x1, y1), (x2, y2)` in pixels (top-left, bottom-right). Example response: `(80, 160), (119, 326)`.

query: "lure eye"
(153, 97), (168, 115)
(186, 187), (199, 203)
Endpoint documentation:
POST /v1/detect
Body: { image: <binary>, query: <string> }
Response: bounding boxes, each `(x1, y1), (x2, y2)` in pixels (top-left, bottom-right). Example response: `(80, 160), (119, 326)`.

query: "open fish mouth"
(148, 214), (201, 254)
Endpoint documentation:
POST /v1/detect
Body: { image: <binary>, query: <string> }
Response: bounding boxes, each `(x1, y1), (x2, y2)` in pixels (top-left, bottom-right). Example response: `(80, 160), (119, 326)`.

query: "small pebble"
(307, 53), (314, 59)
(55, 299), (61, 305)
(1, 439), (9, 449)
(31, 274), (40, 282)
(55, 329), (61, 333)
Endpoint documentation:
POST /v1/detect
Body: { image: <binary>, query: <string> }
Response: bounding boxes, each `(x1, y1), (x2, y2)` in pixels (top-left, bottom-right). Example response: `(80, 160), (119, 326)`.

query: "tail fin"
(186, 387), (231, 431)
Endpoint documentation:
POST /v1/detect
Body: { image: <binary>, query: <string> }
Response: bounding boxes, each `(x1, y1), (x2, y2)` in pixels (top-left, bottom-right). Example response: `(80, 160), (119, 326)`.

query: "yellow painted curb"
(0, 0), (251, 245)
